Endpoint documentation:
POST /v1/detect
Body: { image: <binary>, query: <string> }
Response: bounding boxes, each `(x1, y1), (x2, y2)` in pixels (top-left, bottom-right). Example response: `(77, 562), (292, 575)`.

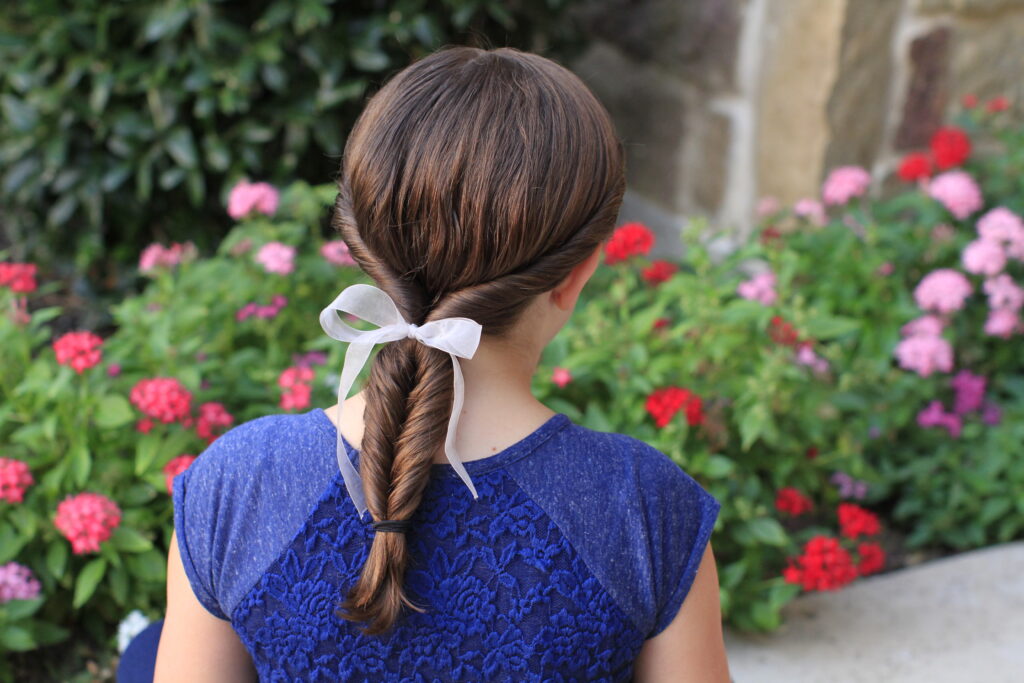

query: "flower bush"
(1, 101), (1022, 669)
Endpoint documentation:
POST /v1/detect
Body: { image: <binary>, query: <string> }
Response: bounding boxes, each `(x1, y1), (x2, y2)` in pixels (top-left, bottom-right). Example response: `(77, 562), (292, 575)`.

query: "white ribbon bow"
(319, 283), (483, 517)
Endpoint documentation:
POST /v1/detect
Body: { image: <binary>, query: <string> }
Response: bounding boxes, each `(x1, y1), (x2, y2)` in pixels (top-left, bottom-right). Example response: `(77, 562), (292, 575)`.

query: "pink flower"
(982, 401), (1002, 426)
(822, 166), (871, 205)
(984, 309), (1020, 338)
(756, 196), (780, 217)
(795, 344), (829, 374)
(983, 274), (1024, 311)
(0, 458), (34, 504)
(927, 170), (983, 220)
(321, 240), (357, 267)
(195, 402), (233, 444)
(255, 241), (295, 275)
(292, 351), (328, 368)
(53, 492), (122, 555)
(0, 562), (41, 603)
(976, 207), (1024, 259)
(280, 383), (312, 411)
(950, 370), (986, 415)
(916, 400), (962, 438)
(278, 366), (314, 389)
(894, 335), (953, 377)
(737, 271), (777, 306)
(53, 331), (104, 374)
(961, 239), (1006, 276)
(0, 262), (39, 293)
(552, 367), (572, 388)
(106, 363), (122, 377)
(138, 242), (197, 273)
(227, 180), (279, 219)
(793, 198), (827, 226)
(130, 377), (192, 423)
(901, 314), (945, 338)
(876, 262), (894, 276)
(236, 302), (258, 321)
(913, 269), (973, 314)
(162, 455), (197, 495)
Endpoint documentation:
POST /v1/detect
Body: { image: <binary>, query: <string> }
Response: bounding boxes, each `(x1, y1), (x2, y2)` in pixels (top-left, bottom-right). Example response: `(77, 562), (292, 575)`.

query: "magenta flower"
(737, 270), (777, 306)
(927, 170), (983, 220)
(983, 274), (1024, 311)
(961, 239), (1006, 276)
(227, 180), (279, 219)
(981, 401), (1002, 426)
(0, 562), (41, 603)
(822, 166), (871, 206)
(255, 241), (296, 275)
(950, 370), (986, 415)
(916, 400), (962, 438)
(552, 367), (572, 388)
(913, 269), (973, 314)
(321, 240), (357, 267)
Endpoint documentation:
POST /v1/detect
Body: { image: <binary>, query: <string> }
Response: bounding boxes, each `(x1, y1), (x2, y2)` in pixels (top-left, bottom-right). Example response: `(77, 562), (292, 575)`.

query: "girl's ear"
(550, 244), (603, 312)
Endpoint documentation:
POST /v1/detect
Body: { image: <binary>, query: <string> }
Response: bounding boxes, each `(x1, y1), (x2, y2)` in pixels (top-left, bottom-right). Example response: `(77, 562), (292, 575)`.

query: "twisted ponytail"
(329, 45), (625, 634)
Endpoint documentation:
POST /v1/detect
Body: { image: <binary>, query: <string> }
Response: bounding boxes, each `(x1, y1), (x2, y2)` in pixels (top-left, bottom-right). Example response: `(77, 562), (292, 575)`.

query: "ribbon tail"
(335, 341), (373, 517)
(444, 354), (479, 499)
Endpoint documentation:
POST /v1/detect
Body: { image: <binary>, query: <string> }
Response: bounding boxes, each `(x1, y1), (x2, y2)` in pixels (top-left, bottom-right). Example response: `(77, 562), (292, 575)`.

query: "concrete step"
(724, 542), (1024, 682)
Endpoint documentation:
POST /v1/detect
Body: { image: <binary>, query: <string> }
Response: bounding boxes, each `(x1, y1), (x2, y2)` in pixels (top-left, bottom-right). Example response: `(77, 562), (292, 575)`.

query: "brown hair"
(330, 45), (625, 634)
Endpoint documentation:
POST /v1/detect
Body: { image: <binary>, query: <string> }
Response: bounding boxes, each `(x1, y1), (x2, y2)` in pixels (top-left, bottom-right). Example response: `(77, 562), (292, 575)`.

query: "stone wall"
(568, 0), (1024, 256)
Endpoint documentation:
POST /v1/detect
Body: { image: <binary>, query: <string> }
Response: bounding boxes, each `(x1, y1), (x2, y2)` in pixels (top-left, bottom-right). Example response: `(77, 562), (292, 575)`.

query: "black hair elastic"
(371, 519), (413, 534)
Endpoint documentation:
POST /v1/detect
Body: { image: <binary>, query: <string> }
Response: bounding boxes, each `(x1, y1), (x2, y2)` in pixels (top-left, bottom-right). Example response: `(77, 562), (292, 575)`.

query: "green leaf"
(803, 315), (861, 340)
(72, 558), (107, 609)
(736, 518), (789, 546)
(703, 454), (736, 478)
(69, 441), (92, 488)
(108, 565), (130, 607)
(1, 95), (38, 132)
(135, 433), (162, 475)
(28, 621), (69, 646)
(95, 394), (135, 429)
(111, 527), (154, 554)
(3, 596), (45, 620)
(46, 541), (68, 580)
(126, 549), (166, 583)
(165, 128), (198, 168)
(0, 625), (36, 651)
(143, 6), (191, 42)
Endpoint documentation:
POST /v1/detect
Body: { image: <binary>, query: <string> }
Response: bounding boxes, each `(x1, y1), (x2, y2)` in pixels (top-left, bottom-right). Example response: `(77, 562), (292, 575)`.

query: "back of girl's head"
(330, 45), (625, 634)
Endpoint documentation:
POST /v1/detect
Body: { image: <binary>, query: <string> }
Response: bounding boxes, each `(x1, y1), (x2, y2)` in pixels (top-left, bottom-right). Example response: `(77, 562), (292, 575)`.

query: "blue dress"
(118, 407), (719, 682)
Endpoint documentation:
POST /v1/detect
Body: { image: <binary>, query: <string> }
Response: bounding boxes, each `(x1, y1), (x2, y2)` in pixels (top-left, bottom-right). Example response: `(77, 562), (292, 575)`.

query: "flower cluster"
(0, 457), (34, 503)
(737, 270), (777, 306)
(321, 240), (357, 267)
(894, 313), (953, 377)
(163, 454), (197, 495)
(237, 294), (288, 321)
(0, 561), (41, 603)
(551, 367), (572, 388)
(917, 400), (963, 437)
(837, 503), (880, 539)
(255, 241), (296, 275)
(822, 166), (871, 206)
(279, 366), (314, 411)
(53, 492), (121, 554)
(775, 488), (813, 516)
(768, 316), (801, 346)
(227, 179), (279, 219)
(795, 342), (829, 375)
(913, 269), (972, 314)
(831, 471), (868, 500)
(53, 331), (104, 374)
(645, 387), (703, 428)
(793, 198), (826, 226)
(130, 377), (193, 423)
(898, 126), (972, 184)
(194, 402), (234, 443)
(0, 262), (38, 293)
(782, 536), (859, 591)
(641, 260), (677, 286)
(928, 170), (983, 220)
(604, 223), (654, 265)
(138, 241), (197, 273)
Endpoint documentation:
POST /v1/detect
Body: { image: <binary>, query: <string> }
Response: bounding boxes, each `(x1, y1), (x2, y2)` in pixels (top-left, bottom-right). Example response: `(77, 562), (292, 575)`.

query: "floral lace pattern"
(232, 468), (643, 681)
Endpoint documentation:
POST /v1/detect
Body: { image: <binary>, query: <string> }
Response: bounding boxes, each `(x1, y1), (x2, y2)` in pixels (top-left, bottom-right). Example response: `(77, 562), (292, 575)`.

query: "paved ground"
(724, 542), (1024, 682)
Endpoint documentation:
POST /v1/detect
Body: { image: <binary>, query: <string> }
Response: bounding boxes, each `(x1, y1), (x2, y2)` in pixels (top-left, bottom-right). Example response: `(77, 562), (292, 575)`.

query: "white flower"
(117, 609), (152, 654)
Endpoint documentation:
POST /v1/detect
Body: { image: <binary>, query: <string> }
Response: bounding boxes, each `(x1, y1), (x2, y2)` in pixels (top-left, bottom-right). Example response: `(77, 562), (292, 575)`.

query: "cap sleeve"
(171, 438), (232, 620)
(648, 467), (721, 638)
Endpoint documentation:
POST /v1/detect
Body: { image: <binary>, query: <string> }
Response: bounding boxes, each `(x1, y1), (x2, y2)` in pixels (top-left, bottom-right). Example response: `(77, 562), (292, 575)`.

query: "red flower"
(856, 542), (886, 576)
(961, 93), (978, 109)
(641, 260), (677, 285)
(551, 367), (572, 388)
(53, 331), (104, 374)
(0, 262), (38, 293)
(768, 316), (801, 346)
(929, 127), (971, 170)
(130, 377), (193, 423)
(163, 455), (197, 495)
(652, 317), (671, 331)
(805, 446), (819, 460)
(280, 383), (312, 411)
(897, 153), (933, 182)
(53, 492), (121, 555)
(782, 535), (858, 591)
(135, 418), (154, 434)
(985, 96), (1009, 113)
(775, 487), (813, 516)
(604, 223), (655, 265)
(0, 457), (34, 504)
(195, 402), (234, 444)
(645, 387), (703, 428)
(278, 366), (314, 389)
(837, 503), (881, 539)
(759, 227), (783, 248)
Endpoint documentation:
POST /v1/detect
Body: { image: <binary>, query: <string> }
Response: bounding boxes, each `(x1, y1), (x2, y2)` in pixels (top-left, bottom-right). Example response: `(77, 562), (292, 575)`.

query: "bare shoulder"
(633, 543), (731, 683)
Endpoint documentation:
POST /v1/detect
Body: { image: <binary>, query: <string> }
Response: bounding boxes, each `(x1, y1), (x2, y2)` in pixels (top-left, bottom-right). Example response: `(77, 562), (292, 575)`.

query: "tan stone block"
(948, 11), (1024, 103)
(693, 111), (731, 212)
(895, 27), (952, 150)
(914, 0), (1024, 15)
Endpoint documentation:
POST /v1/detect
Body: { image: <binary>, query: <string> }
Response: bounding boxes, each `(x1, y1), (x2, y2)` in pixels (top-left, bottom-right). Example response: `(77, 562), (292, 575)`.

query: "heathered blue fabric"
(171, 406), (720, 679)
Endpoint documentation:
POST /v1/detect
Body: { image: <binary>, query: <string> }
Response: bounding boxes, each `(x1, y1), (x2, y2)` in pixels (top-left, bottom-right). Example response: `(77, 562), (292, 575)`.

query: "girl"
(123, 45), (729, 682)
